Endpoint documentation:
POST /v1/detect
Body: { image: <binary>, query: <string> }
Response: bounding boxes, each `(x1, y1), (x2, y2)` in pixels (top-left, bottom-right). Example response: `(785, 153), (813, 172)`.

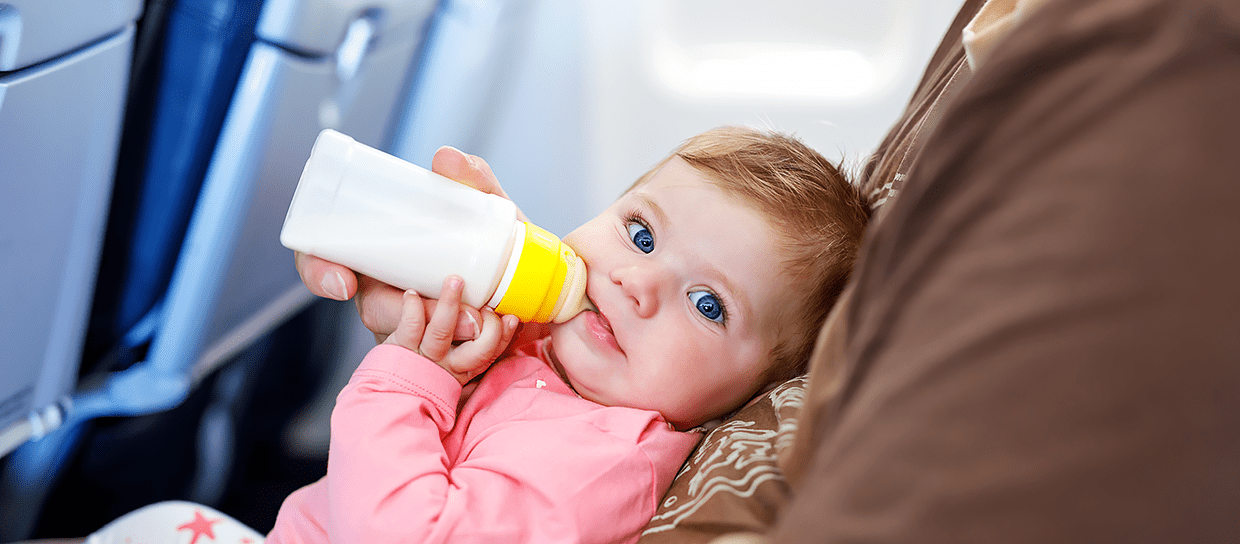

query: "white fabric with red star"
(84, 501), (262, 544)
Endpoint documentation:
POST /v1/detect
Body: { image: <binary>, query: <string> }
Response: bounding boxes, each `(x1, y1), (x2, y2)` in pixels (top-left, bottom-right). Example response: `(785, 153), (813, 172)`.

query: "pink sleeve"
(297, 344), (676, 544)
(323, 344), (460, 542)
(265, 343), (458, 544)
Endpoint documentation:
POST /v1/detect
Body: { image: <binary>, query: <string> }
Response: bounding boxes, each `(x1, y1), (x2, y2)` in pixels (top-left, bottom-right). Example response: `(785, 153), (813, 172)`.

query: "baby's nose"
(611, 264), (663, 318)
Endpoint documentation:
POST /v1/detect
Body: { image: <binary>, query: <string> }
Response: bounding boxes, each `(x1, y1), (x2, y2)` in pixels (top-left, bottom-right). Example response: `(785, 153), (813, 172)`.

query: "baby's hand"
(384, 276), (520, 385)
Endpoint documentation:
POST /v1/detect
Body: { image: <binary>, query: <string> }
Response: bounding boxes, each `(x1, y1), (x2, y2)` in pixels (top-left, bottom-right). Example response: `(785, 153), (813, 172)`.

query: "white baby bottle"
(280, 129), (590, 323)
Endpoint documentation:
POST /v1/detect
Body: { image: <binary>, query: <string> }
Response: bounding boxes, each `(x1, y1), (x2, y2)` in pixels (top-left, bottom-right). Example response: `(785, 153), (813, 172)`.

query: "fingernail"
(444, 145), (477, 168)
(322, 271), (348, 300)
(464, 311), (479, 338)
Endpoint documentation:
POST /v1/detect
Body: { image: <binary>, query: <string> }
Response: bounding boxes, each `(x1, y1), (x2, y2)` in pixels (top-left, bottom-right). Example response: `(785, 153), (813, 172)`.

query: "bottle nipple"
(493, 222), (592, 323)
(548, 250), (589, 323)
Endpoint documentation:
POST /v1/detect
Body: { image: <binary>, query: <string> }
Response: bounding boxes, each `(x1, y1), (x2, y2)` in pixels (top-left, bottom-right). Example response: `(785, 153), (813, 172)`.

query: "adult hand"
(430, 145), (528, 223)
(293, 145), (523, 343)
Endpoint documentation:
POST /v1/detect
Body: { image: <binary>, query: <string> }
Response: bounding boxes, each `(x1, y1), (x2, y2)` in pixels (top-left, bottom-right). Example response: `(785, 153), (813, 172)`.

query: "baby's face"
(548, 158), (797, 429)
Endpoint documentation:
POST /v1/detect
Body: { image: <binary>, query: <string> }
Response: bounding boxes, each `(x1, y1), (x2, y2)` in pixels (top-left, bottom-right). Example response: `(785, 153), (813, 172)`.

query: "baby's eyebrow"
(634, 193), (669, 228)
(717, 270), (750, 326)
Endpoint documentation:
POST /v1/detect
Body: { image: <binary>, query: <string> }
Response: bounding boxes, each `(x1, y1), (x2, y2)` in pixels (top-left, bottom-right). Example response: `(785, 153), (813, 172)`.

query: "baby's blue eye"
(689, 291), (724, 322)
(627, 222), (654, 253)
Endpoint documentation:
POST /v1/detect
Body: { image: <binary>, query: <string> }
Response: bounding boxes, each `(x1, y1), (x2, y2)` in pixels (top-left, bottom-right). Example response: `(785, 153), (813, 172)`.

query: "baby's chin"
(542, 329), (575, 391)
(544, 316), (571, 342)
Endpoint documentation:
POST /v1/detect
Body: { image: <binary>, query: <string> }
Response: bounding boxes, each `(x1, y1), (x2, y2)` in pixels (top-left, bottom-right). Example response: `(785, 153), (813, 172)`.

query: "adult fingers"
(295, 252), (356, 301)
(355, 274), (405, 343)
(430, 146), (528, 223)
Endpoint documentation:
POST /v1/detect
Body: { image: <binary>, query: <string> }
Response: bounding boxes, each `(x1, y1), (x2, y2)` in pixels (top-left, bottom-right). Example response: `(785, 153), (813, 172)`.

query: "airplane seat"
(0, 0), (439, 538)
(0, 0), (143, 461)
(0, 0), (144, 537)
(83, 0), (266, 380)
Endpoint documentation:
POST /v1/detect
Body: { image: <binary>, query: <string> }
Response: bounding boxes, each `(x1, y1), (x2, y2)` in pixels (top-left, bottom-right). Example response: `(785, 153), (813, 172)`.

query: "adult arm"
(778, 0), (1240, 541)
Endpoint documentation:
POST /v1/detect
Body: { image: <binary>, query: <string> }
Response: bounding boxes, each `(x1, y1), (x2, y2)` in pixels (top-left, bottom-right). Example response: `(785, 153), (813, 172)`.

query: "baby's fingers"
(442, 312), (520, 384)
(419, 298), (482, 342)
(419, 276), (465, 361)
(383, 290), (427, 351)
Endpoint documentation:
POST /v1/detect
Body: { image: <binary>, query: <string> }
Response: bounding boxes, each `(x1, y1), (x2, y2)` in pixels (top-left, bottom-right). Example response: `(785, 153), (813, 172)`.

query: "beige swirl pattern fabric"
(639, 376), (806, 543)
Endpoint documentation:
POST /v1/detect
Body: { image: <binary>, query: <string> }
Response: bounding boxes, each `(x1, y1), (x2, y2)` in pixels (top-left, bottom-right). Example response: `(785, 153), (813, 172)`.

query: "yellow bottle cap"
(493, 222), (588, 323)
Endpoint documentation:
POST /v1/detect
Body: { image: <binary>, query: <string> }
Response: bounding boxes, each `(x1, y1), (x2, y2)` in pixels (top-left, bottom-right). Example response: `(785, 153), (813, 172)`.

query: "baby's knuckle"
(427, 328), (452, 345)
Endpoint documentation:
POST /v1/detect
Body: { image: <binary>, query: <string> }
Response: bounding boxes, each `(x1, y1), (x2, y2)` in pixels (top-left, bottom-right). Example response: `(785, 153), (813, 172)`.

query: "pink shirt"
(268, 340), (700, 544)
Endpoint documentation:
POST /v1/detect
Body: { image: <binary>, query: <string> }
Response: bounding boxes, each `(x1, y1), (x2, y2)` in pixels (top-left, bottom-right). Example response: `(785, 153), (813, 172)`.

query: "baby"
(268, 126), (869, 543)
(271, 126), (870, 543)
(56, 126), (867, 544)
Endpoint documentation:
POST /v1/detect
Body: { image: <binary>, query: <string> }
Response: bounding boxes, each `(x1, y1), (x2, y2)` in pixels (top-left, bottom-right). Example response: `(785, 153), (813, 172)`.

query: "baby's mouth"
(594, 309), (613, 334)
(583, 306), (622, 354)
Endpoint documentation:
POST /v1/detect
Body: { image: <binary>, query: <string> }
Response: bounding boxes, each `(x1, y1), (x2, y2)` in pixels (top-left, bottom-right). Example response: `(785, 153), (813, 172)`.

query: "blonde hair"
(633, 126), (869, 383)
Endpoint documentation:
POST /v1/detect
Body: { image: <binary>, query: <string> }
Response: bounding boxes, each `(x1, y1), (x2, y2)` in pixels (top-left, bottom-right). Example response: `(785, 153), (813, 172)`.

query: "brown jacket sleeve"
(779, 0), (1240, 541)
(781, 0), (988, 488)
